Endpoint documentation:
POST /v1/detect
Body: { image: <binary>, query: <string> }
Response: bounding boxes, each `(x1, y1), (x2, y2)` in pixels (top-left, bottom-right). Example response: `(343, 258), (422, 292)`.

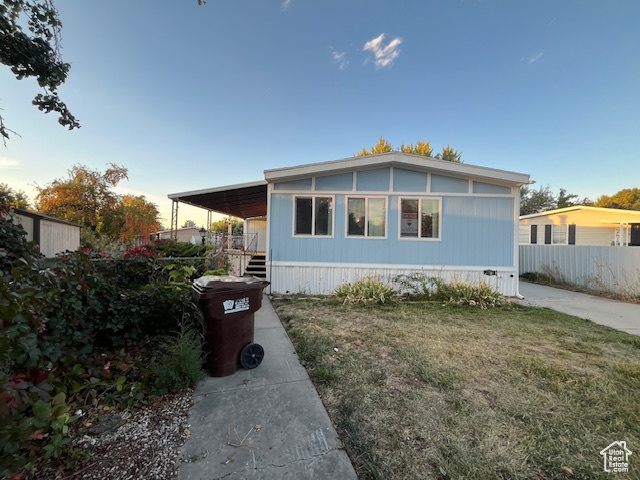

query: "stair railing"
(245, 233), (258, 256)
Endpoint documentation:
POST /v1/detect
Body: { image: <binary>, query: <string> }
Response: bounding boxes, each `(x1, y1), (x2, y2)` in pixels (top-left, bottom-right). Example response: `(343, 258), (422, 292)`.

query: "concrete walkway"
(519, 282), (640, 336)
(179, 296), (357, 480)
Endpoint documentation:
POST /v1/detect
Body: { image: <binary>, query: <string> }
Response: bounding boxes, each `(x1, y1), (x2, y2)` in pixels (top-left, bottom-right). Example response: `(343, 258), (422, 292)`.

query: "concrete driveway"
(518, 282), (640, 336)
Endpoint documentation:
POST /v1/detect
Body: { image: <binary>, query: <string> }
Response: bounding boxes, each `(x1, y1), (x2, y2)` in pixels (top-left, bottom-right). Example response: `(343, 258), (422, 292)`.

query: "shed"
(12, 209), (81, 257)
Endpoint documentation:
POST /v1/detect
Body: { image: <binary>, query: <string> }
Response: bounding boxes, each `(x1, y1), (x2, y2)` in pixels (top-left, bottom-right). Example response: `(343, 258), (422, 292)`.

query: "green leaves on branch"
(0, 0), (79, 141)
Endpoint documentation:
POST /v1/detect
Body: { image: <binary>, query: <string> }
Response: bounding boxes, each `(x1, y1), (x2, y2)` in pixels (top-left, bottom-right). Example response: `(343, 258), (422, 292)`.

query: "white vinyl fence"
(520, 245), (640, 297)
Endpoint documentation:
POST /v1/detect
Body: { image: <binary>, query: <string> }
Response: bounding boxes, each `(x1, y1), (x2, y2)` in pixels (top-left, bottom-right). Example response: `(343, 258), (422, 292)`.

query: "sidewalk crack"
(211, 447), (343, 479)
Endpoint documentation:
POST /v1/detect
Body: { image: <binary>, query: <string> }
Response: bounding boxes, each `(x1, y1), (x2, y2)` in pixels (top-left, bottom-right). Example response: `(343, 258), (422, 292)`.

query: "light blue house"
(169, 152), (530, 296)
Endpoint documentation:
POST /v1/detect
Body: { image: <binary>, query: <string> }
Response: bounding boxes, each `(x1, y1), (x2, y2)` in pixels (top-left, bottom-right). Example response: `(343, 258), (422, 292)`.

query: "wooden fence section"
(520, 245), (640, 296)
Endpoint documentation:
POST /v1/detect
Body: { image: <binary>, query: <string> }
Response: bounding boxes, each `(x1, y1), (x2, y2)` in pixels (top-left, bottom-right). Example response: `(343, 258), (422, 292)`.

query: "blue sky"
(1, 0), (639, 226)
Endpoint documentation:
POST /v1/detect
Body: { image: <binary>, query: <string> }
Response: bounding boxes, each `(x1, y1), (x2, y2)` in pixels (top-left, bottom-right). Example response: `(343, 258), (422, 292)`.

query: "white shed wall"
(39, 220), (81, 257)
(13, 213), (34, 239)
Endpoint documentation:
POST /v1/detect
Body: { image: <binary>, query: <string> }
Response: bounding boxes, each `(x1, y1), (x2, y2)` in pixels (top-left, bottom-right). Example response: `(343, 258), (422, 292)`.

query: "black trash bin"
(192, 275), (270, 377)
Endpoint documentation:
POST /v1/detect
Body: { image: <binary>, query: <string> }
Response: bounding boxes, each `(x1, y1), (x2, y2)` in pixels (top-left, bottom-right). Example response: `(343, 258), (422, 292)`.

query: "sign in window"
(400, 198), (440, 239)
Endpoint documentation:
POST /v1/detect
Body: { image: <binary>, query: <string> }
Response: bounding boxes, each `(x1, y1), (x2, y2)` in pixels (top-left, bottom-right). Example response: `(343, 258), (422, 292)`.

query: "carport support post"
(170, 200), (179, 240)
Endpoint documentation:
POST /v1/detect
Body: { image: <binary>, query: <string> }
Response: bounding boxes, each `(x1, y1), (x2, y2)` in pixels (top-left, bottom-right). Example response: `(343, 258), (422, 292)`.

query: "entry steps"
(244, 254), (266, 279)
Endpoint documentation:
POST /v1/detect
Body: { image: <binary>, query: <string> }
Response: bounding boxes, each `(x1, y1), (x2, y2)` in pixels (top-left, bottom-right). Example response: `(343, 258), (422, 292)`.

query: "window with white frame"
(347, 197), (386, 237)
(294, 196), (333, 236)
(518, 225), (530, 244)
(552, 225), (567, 244)
(400, 198), (440, 239)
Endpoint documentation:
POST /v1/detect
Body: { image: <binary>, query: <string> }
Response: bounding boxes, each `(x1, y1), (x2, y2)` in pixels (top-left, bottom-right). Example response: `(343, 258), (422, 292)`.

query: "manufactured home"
(519, 206), (640, 247)
(169, 153), (530, 296)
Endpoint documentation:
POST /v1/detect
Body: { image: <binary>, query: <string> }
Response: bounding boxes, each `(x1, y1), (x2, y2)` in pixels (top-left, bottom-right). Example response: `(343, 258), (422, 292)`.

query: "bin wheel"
(240, 343), (264, 369)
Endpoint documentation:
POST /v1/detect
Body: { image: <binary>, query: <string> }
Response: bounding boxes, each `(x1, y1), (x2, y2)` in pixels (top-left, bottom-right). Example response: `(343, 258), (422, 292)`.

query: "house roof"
(265, 152), (530, 186)
(168, 180), (268, 219)
(13, 208), (81, 228)
(168, 153), (530, 219)
(520, 205), (640, 223)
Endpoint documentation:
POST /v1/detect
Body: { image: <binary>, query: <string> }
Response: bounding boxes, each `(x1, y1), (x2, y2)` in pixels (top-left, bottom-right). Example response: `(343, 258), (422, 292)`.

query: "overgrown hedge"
(0, 206), (206, 476)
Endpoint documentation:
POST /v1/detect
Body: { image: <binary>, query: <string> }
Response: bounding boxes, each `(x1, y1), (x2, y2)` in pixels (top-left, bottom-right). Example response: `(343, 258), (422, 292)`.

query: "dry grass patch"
(274, 297), (640, 480)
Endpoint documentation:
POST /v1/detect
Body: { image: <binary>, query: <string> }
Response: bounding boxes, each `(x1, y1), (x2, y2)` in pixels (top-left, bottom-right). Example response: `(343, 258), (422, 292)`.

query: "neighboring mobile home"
(153, 226), (203, 244)
(519, 206), (640, 247)
(169, 152), (530, 296)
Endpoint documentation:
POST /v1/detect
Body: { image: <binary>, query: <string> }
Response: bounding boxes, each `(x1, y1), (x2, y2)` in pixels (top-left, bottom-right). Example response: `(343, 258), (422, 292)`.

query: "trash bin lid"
(194, 275), (265, 290)
(192, 275), (270, 299)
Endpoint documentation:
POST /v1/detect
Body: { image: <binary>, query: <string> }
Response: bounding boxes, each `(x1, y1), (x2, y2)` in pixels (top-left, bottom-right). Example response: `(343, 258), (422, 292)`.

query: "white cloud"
(363, 33), (403, 69)
(0, 157), (20, 169)
(332, 51), (349, 70)
(281, 0), (291, 10)
(529, 51), (544, 64)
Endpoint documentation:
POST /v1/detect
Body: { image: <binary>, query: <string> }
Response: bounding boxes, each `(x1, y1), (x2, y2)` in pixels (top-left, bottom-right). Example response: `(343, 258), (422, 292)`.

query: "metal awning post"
(170, 200), (179, 240)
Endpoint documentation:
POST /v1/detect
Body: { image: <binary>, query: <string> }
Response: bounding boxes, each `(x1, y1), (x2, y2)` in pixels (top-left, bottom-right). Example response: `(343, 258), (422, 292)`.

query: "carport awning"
(168, 181), (268, 219)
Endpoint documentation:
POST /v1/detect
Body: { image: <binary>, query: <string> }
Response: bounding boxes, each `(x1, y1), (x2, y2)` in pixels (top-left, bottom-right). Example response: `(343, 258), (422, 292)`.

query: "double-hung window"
(552, 225), (567, 244)
(399, 198), (440, 239)
(347, 197), (386, 237)
(294, 196), (333, 236)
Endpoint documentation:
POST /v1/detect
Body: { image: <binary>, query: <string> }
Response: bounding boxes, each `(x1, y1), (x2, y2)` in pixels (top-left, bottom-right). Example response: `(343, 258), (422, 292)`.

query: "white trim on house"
(266, 182), (273, 289)
(272, 188), (514, 197)
(520, 205), (640, 221)
(265, 152), (530, 187)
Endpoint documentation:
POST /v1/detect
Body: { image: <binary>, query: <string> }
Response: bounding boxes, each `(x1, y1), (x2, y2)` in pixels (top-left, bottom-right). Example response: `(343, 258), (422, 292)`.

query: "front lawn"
(273, 298), (640, 479)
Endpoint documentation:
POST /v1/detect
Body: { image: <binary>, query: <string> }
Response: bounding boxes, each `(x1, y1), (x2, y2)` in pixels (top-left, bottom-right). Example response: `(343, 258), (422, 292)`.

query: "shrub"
(0, 211), (204, 477)
(436, 281), (507, 308)
(335, 276), (396, 305)
(392, 273), (506, 308)
(104, 283), (196, 348)
(520, 271), (554, 285)
(153, 323), (205, 393)
(202, 268), (228, 276)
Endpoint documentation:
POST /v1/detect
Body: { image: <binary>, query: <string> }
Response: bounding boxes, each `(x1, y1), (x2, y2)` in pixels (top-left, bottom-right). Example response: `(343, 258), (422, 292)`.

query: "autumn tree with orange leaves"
(36, 164), (160, 246)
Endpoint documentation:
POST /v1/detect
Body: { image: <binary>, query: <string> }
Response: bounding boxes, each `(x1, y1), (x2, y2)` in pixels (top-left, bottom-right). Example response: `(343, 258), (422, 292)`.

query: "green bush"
(335, 276), (396, 305)
(104, 283), (196, 347)
(0, 208), (204, 477)
(153, 323), (205, 392)
(520, 271), (554, 285)
(392, 273), (506, 308)
(437, 281), (507, 308)
(202, 268), (228, 276)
